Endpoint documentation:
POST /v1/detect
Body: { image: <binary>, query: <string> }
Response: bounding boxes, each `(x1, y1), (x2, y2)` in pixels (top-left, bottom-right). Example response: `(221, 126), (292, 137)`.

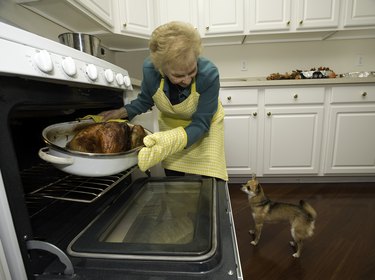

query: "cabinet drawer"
(219, 88), (258, 106)
(331, 85), (375, 103)
(265, 87), (325, 105)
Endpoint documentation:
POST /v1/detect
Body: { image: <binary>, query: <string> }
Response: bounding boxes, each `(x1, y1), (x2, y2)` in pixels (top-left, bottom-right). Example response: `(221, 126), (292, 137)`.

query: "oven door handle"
(39, 147), (74, 165)
(26, 240), (74, 275)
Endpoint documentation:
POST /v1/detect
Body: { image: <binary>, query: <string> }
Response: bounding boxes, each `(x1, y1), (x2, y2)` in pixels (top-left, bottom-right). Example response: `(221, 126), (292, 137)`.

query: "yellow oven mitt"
(138, 127), (187, 172)
(79, 115), (126, 123)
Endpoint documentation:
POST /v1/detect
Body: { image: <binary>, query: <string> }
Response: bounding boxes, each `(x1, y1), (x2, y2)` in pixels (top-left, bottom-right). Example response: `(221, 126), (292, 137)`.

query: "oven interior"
(1, 76), (241, 279)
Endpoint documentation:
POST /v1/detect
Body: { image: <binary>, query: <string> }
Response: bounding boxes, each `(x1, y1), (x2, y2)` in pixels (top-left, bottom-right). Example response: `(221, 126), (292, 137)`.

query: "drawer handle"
(253, 112), (257, 117)
(362, 92), (367, 97)
(227, 96), (232, 101)
(293, 94), (298, 99)
(267, 112), (272, 116)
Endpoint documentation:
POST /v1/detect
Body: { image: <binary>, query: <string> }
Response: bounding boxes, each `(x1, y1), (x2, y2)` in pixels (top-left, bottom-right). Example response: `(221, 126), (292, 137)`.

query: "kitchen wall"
(115, 37), (375, 81)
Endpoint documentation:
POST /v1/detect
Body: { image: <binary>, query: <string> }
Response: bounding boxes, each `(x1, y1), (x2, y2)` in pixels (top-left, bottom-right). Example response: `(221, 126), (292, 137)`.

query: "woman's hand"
(98, 107), (128, 122)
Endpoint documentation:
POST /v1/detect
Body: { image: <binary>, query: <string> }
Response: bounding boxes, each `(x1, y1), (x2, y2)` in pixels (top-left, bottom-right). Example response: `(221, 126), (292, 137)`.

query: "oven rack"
(23, 163), (136, 204)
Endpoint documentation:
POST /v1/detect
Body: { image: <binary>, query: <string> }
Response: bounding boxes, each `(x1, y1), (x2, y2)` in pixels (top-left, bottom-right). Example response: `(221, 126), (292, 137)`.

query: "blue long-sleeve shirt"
(125, 57), (220, 148)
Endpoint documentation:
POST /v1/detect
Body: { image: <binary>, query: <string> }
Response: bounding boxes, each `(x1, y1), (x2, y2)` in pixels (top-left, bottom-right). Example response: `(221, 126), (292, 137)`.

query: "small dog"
(241, 174), (317, 258)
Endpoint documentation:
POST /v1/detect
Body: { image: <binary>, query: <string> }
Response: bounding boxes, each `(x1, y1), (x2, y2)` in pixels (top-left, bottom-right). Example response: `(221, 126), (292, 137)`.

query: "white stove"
(0, 21), (132, 90)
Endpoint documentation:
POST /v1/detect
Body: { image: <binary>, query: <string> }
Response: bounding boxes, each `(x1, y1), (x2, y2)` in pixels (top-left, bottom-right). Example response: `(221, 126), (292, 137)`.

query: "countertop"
(220, 76), (375, 88)
(131, 77), (375, 88)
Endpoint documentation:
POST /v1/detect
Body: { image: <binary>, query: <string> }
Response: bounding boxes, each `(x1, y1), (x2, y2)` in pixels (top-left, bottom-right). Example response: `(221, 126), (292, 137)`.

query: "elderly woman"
(99, 21), (227, 181)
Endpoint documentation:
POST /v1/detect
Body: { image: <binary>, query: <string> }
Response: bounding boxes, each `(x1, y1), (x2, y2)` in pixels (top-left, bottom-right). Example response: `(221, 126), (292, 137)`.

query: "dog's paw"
(250, 241), (258, 246)
(289, 241), (296, 247)
(292, 252), (300, 258)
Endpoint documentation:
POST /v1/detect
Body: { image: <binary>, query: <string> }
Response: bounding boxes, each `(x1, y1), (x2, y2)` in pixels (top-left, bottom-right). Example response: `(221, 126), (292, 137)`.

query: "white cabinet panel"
(296, 0), (340, 30)
(118, 0), (156, 37)
(344, 0), (375, 27)
(224, 108), (258, 174)
(325, 106), (375, 174)
(73, 0), (115, 27)
(203, 0), (244, 34)
(263, 107), (324, 174)
(249, 0), (291, 31)
(158, 0), (199, 28)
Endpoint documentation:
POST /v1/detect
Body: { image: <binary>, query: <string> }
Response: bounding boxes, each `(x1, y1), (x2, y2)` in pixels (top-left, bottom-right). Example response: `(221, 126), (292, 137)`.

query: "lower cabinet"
(224, 108), (257, 174)
(221, 84), (375, 178)
(263, 106), (324, 175)
(324, 85), (375, 174)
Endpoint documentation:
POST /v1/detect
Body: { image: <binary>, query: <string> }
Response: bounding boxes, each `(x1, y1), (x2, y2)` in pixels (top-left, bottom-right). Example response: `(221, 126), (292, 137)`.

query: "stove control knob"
(61, 57), (76, 77)
(104, 69), (114, 83)
(33, 50), (53, 73)
(123, 75), (131, 87)
(86, 64), (98, 81)
(115, 73), (124, 86)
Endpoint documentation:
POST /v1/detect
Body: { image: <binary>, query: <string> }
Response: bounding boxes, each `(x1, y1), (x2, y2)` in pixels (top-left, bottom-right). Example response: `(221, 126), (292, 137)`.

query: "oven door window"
(68, 177), (216, 261)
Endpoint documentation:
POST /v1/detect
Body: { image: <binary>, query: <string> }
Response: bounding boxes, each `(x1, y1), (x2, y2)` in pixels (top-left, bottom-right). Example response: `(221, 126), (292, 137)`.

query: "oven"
(0, 22), (242, 280)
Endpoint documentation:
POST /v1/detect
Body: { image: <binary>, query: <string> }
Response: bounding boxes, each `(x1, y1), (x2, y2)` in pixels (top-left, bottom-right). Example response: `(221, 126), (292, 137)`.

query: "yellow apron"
(153, 78), (228, 181)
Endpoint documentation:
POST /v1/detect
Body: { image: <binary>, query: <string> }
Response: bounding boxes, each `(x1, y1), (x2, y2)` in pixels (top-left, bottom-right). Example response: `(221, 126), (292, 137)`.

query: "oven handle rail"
(26, 240), (74, 276)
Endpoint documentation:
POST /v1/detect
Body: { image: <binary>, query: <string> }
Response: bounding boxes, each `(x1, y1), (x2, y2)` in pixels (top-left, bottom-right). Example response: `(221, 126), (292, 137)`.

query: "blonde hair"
(149, 21), (202, 74)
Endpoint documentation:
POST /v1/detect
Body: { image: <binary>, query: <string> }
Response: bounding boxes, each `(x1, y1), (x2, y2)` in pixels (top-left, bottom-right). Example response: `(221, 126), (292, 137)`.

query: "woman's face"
(164, 58), (197, 88)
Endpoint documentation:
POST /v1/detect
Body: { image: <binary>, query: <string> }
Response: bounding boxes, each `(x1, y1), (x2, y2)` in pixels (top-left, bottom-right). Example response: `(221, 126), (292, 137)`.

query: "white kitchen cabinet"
(202, 0), (244, 35)
(158, 0), (199, 28)
(248, 0), (292, 32)
(248, 0), (339, 32)
(73, 0), (115, 28)
(324, 85), (375, 174)
(262, 87), (325, 175)
(220, 88), (258, 174)
(118, 0), (156, 37)
(343, 0), (375, 27)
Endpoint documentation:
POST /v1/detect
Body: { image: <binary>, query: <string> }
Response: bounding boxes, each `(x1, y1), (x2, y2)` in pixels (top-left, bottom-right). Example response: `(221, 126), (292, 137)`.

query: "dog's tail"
(300, 200), (317, 220)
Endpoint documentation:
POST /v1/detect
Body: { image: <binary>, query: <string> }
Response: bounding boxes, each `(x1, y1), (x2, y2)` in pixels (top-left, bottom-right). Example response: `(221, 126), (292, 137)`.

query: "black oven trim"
(67, 176), (217, 261)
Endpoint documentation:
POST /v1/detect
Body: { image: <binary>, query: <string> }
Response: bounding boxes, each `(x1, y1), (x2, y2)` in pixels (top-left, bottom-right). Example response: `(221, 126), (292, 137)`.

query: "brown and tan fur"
(241, 174), (317, 258)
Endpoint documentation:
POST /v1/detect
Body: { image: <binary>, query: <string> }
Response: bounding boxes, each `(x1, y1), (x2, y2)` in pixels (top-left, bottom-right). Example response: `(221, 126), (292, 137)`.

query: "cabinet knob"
(293, 94), (298, 99)
(362, 92), (367, 97)
(227, 96), (232, 101)
(286, 21), (291, 26)
(299, 20), (303, 25)
(123, 23), (127, 28)
(206, 26), (210, 31)
(267, 112), (272, 116)
(253, 112), (257, 117)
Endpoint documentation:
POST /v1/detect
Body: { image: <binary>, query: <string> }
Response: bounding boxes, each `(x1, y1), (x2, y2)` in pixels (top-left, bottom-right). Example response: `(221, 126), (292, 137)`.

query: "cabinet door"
(249, 0), (291, 32)
(224, 108), (258, 175)
(118, 0), (156, 37)
(296, 0), (340, 30)
(158, 0), (199, 28)
(263, 107), (324, 174)
(203, 0), (244, 35)
(344, 0), (375, 27)
(324, 106), (375, 174)
(72, 0), (115, 27)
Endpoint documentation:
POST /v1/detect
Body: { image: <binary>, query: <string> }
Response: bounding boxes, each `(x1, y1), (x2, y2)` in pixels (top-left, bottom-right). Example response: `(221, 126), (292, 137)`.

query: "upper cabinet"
(343, 0), (375, 28)
(158, 0), (199, 29)
(73, 0), (115, 28)
(248, 0), (340, 33)
(248, 0), (292, 32)
(296, 0), (340, 30)
(202, 0), (245, 35)
(118, 0), (156, 38)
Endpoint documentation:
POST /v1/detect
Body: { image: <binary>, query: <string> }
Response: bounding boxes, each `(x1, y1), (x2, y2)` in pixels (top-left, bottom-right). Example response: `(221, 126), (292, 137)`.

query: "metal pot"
(58, 33), (101, 57)
(38, 119), (151, 177)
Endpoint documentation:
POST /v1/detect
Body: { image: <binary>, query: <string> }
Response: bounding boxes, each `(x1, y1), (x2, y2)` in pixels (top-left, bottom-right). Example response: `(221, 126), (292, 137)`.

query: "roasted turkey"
(66, 122), (147, 153)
